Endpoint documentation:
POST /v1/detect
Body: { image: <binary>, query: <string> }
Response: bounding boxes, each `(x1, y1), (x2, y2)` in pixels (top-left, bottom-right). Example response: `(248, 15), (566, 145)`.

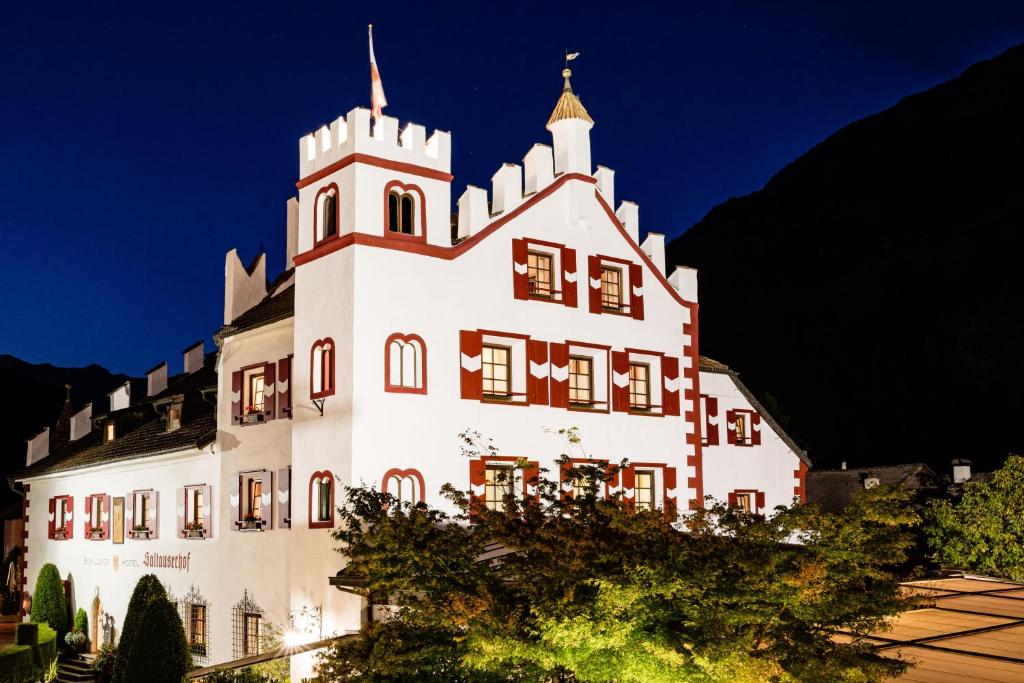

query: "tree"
(926, 454), (1024, 579)
(112, 574), (167, 683)
(123, 597), (192, 683)
(317, 429), (921, 682)
(30, 563), (67, 640)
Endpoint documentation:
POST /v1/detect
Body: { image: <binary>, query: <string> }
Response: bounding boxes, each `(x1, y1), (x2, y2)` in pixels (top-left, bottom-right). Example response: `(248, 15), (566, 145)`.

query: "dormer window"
(167, 404), (182, 432)
(314, 184), (340, 244)
(388, 190), (415, 235)
(104, 422), (115, 442)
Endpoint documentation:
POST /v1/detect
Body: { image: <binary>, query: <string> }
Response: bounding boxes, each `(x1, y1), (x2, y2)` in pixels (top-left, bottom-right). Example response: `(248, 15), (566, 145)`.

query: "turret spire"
(547, 54), (593, 126)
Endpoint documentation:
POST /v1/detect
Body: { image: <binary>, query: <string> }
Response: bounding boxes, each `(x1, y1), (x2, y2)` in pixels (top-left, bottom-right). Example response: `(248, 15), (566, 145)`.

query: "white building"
(12, 67), (809, 677)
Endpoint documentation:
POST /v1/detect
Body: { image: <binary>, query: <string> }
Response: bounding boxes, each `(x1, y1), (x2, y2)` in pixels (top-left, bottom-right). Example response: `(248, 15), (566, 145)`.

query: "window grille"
(178, 584), (210, 664)
(232, 589), (264, 659)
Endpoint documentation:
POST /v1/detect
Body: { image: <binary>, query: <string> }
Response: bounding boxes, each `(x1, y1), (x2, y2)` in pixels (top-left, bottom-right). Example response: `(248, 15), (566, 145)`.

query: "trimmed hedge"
(123, 598), (192, 683)
(29, 563), (67, 640)
(112, 574), (167, 683)
(0, 623), (57, 683)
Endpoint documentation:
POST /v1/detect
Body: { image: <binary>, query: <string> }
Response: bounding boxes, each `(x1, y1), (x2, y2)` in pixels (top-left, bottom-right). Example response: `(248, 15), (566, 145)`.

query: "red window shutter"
(469, 459), (486, 505)
(459, 331), (483, 400)
(231, 475), (242, 531)
(176, 488), (186, 539)
(629, 263), (644, 320)
(664, 467), (678, 505)
(264, 362), (276, 421)
(149, 491), (159, 540)
(620, 466), (636, 502)
(512, 238), (529, 300)
(560, 462), (573, 501)
(662, 356), (680, 416)
(277, 467), (291, 529)
(751, 413), (762, 445)
(527, 340), (549, 406)
(523, 461), (540, 502)
(66, 496), (74, 539)
(277, 357), (291, 418)
(705, 397), (720, 445)
(83, 496), (92, 538)
(48, 498), (55, 538)
(103, 495), (111, 539)
(756, 491), (766, 510)
(548, 343), (570, 408)
(611, 351), (630, 412)
(126, 493), (134, 535)
(201, 485), (213, 539)
(561, 247), (578, 308)
(726, 409), (738, 445)
(231, 370), (243, 423)
(728, 491), (738, 507)
(588, 255), (603, 314)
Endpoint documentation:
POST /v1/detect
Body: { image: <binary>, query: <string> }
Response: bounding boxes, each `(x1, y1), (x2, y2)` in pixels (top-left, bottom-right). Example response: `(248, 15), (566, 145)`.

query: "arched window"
(384, 333), (426, 394)
(382, 468), (425, 505)
(314, 184), (340, 244)
(310, 338), (335, 399)
(383, 181), (425, 241)
(308, 470), (335, 529)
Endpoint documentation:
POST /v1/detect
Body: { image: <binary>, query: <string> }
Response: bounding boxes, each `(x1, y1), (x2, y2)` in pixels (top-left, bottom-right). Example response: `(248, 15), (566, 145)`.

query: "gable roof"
(806, 463), (939, 513)
(216, 284), (294, 341)
(699, 355), (810, 466)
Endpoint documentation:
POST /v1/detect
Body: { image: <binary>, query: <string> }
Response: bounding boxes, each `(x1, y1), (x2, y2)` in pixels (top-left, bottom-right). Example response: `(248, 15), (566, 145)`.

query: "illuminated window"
(600, 266), (623, 311)
(189, 604), (207, 657)
(104, 422), (115, 442)
(134, 491), (149, 528)
(186, 486), (204, 529)
(246, 477), (263, 521)
(167, 404), (182, 431)
(481, 345), (512, 399)
(734, 492), (753, 513)
(527, 251), (553, 298)
(569, 356), (593, 407)
(634, 470), (655, 511)
(484, 465), (514, 511)
(735, 414), (747, 445)
(310, 472), (334, 527)
(247, 373), (265, 414)
(629, 363), (650, 411)
(244, 613), (261, 655)
(388, 191), (415, 235)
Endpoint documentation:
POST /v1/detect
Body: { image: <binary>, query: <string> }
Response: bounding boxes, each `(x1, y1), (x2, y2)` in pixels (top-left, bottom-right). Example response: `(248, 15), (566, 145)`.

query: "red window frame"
(310, 338), (336, 399)
(308, 470), (335, 529)
(383, 180), (427, 243)
(383, 333), (428, 395)
(313, 183), (341, 246)
(381, 468), (426, 504)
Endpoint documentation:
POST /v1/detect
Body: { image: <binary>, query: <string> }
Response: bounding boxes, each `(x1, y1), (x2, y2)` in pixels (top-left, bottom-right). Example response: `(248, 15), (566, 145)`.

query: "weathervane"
(564, 50), (580, 69)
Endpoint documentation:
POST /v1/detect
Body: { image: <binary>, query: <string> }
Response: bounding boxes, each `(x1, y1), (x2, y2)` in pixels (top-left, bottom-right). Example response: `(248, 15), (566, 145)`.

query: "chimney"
(146, 361), (168, 397)
(952, 459), (972, 484)
(285, 197), (299, 271)
(109, 381), (131, 412)
(70, 403), (93, 441)
(26, 428), (49, 467)
(224, 249), (267, 325)
(183, 341), (204, 374)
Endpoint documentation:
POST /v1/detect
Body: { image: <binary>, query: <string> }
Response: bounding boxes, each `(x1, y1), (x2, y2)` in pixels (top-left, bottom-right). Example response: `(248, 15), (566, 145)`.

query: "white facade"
(14, 70), (808, 677)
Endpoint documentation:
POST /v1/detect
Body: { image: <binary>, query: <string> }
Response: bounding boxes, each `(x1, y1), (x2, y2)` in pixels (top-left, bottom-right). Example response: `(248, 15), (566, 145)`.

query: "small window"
(569, 356), (593, 407)
(735, 414), (747, 445)
(244, 612), (261, 656)
(386, 472), (422, 506)
(386, 335), (425, 392)
(527, 251), (554, 298)
(316, 186), (339, 243)
(600, 266), (623, 311)
(311, 339), (335, 398)
(629, 363), (651, 411)
(484, 465), (514, 511)
(634, 470), (656, 511)
(309, 472), (335, 528)
(131, 490), (153, 538)
(232, 590), (263, 660)
(734, 492), (754, 513)
(317, 479), (330, 521)
(104, 422), (115, 442)
(388, 190), (416, 235)
(89, 496), (103, 537)
(481, 344), (512, 400)
(167, 404), (182, 431)
(571, 476), (590, 500)
(243, 475), (263, 525)
(57, 498), (69, 529)
(186, 487), (204, 529)
(247, 372), (265, 415)
(189, 604), (207, 657)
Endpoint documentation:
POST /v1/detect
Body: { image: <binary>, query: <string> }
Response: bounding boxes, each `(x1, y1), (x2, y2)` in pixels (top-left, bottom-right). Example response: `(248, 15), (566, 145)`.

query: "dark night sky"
(2, 2), (1023, 375)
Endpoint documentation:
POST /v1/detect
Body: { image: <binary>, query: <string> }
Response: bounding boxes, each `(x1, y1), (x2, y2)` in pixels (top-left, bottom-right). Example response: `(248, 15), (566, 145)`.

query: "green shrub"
(29, 563), (67, 640)
(123, 598), (192, 683)
(14, 623), (37, 646)
(0, 623), (57, 683)
(73, 607), (88, 634)
(93, 643), (116, 683)
(0, 643), (33, 683)
(37, 625), (57, 681)
(112, 574), (167, 683)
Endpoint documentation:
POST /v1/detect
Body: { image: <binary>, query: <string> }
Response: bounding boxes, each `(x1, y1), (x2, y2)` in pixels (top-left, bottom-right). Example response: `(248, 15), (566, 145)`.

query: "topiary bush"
(123, 597), (192, 683)
(74, 606), (88, 634)
(29, 563), (67, 640)
(112, 574), (167, 683)
(0, 623), (58, 683)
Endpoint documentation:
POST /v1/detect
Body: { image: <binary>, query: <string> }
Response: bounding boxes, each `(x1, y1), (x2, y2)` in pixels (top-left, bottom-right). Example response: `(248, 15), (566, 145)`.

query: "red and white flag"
(369, 24), (388, 122)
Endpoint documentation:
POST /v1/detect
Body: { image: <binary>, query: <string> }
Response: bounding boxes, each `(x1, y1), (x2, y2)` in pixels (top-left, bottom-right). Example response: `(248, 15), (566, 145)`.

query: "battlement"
(299, 107), (451, 180)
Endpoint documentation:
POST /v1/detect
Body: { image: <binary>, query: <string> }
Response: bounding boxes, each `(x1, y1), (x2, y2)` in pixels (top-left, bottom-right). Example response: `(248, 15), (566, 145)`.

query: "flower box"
(130, 528), (151, 540)
(184, 527), (206, 539)
(88, 528), (105, 540)
(236, 518), (264, 531)
(51, 530), (66, 540)
(242, 412), (265, 425)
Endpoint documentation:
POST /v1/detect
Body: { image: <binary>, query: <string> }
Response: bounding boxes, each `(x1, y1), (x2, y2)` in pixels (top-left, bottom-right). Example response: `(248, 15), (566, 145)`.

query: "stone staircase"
(57, 653), (96, 683)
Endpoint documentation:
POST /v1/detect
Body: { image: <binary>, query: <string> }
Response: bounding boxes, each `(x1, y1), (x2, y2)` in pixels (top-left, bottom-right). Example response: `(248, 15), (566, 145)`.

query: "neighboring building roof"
(806, 463), (939, 513)
(217, 284), (294, 340)
(547, 69), (594, 126)
(698, 355), (810, 466)
(849, 575), (1024, 680)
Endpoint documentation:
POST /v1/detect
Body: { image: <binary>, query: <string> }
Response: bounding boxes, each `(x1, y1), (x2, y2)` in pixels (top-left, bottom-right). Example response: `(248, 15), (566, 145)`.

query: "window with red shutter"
(561, 247), (578, 307)
(629, 263), (644, 320)
(459, 331), (483, 400)
(512, 238), (529, 300)
(549, 343), (570, 408)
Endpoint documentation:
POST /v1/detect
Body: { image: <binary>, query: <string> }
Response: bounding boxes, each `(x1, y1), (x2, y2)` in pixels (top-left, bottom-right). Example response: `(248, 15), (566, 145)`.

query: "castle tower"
(546, 68), (594, 175)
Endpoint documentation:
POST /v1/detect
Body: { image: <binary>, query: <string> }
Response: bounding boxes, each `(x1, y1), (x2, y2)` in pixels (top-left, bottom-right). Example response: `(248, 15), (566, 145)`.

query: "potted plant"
(89, 525), (105, 540)
(52, 528), (66, 540)
(243, 405), (264, 424)
(184, 521), (205, 539)
(130, 524), (151, 540)
(65, 629), (88, 652)
(237, 513), (262, 531)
